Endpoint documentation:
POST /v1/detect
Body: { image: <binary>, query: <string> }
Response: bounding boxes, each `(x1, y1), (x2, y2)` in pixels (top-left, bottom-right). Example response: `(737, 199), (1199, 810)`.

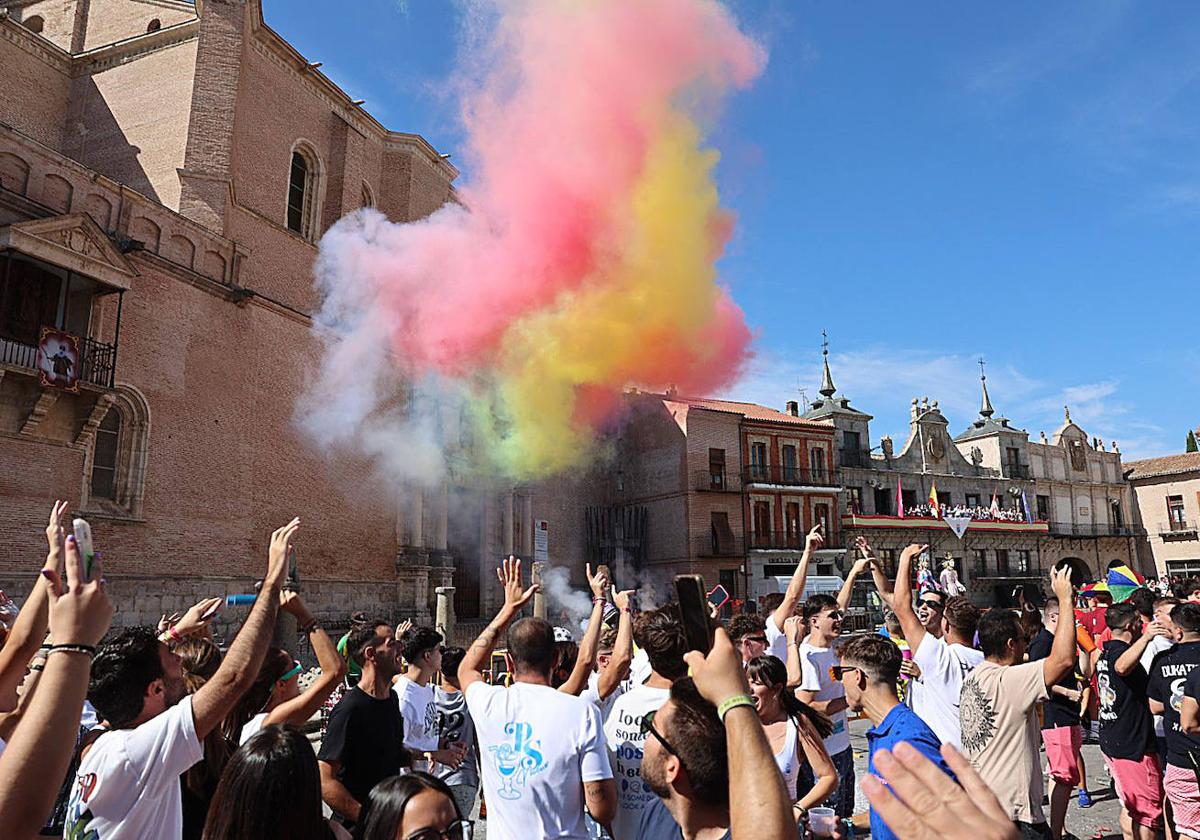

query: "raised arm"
(559, 564), (609, 696)
(263, 591), (347, 728)
(856, 536), (895, 609)
(685, 629), (797, 840)
(0, 534), (113, 839)
(598, 589), (636, 698)
(192, 518), (298, 739)
(772, 525), (823, 632)
(1043, 567), (1077, 687)
(459, 556), (538, 691)
(893, 543), (930, 651)
(837, 556), (871, 612)
(784, 616), (804, 688)
(0, 501), (68, 712)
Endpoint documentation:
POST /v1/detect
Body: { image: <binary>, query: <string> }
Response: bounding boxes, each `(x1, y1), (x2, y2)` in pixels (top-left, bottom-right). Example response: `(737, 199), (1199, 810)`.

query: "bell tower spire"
(978, 357), (994, 418)
(819, 330), (836, 399)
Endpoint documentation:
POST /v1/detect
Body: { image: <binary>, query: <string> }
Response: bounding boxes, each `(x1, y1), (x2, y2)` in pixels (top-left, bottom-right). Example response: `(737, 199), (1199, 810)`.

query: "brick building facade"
(0, 0), (497, 630)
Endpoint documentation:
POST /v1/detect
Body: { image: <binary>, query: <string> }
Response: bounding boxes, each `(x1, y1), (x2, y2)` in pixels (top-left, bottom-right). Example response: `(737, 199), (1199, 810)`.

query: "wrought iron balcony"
(0, 332), (117, 388)
(1004, 463), (1032, 479)
(693, 470), (743, 493)
(1161, 521), (1198, 539)
(742, 464), (840, 488)
(839, 448), (873, 468)
(1050, 521), (1147, 538)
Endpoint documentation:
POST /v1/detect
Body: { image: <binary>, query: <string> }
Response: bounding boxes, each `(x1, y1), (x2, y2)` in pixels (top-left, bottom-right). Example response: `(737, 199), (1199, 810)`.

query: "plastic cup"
(809, 807), (837, 838)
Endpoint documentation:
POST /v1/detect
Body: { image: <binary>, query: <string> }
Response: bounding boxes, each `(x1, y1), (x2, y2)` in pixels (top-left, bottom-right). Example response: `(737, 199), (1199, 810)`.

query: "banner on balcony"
(944, 515), (972, 540)
(36, 328), (80, 393)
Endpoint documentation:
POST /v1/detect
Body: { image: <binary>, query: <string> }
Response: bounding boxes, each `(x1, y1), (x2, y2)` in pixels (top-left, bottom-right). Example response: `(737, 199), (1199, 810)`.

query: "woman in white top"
(747, 654), (838, 824)
(222, 591), (346, 746)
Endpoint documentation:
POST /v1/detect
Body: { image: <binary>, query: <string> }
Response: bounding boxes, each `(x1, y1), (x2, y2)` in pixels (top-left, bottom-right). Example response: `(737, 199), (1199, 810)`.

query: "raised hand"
(496, 556), (539, 613)
(44, 536), (113, 647)
(613, 590), (635, 611)
(586, 563), (609, 600)
(279, 590), (314, 622)
(172, 598), (222, 637)
(683, 627), (751, 708)
(784, 615), (804, 643)
(854, 534), (874, 558)
(1049, 564), (1073, 599)
(900, 543), (928, 563)
(266, 518), (300, 587)
(396, 619), (413, 638)
(45, 500), (69, 575)
(805, 524), (825, 551)
(851, 556), (873, 575)
(862, 742), (1018, 840)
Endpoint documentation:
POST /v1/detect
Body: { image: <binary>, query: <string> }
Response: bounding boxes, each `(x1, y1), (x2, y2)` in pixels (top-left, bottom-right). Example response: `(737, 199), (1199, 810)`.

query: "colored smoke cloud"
(301, 0), (766, 481)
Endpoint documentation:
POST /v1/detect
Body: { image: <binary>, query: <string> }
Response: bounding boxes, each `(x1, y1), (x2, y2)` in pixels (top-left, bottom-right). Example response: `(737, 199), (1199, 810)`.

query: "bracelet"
(301, 621), (320, 634)
(592, 596), (606, 605)
(168, 625), (182, 642)
(30, 664), (44, 672)
(48, 643), (96, 658)
(716, 694), (755, 722)
(620, 607), (632, 614)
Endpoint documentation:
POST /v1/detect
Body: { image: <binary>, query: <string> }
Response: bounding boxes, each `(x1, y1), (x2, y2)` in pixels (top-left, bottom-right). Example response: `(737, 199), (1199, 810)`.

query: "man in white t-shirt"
(604, 605), (688, 840)
(458, 557), (617, 839)
(65, 518), (300, 840)
(797, 592), (855, 818)
(394, 626), (466, 769)
(580, 591), (636, 723)
(889, 542), (983, 748)
(763, 525), (825, 661)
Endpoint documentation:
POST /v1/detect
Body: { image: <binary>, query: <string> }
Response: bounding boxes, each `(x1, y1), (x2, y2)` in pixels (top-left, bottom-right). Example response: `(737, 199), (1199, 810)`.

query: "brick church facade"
(0, 0), (483, 629)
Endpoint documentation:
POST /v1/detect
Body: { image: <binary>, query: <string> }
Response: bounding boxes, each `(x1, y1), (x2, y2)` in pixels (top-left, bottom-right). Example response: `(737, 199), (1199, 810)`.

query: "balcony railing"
(743, 464), (839, 488)
(0, 333), (117, 388)
(1004, 463), (1032, 479)
(1161, 521), (1199, 539)
(1050, 522), (1147, 538)
(695, 534), (742, 558)
(693, 470), (743, 493)
(748, 530), (844, 551)
(839, 448), (872, 468)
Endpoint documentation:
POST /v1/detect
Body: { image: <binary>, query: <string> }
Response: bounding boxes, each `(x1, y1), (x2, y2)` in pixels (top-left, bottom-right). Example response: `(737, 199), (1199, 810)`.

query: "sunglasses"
(640, 709), (679, 758)
(403, 820), (473, 840)
(919, 599), (945, 610)
(829, 665), (860, 681)
(278, 662), (302, 683)
(820, 611), (844, 621)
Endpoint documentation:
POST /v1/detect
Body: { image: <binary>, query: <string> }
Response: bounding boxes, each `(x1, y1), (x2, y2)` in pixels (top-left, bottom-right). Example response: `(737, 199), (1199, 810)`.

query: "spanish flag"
(929, 482), (940, 518)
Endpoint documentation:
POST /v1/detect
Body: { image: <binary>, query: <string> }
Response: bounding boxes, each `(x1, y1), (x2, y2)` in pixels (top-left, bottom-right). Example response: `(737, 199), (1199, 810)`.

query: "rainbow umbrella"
(1104, 565), (1144, 603)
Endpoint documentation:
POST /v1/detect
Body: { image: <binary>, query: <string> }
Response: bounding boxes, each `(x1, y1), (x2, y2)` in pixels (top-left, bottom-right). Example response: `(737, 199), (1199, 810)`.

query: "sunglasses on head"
(829, 665), (860, 681)
(403, 820), (473, 840)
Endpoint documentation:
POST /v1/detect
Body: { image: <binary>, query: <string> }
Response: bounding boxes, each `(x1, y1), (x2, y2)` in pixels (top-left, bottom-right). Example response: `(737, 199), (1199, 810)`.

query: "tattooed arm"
(458, 556), (539, 691)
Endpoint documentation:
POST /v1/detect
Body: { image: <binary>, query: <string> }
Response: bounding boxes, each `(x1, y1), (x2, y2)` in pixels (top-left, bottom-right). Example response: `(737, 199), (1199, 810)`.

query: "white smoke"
(540, 565), (595, 640)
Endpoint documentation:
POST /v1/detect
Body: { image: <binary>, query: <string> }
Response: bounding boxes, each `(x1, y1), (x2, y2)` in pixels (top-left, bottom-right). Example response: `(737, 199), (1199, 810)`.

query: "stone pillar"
(523, 495), (534, 555)
(435, 586), (456, 646)
(531, 561), (547, 620)
(435, 484), (449, 551)
(504, 492), (515, 555)
(412, 489), (425, 547)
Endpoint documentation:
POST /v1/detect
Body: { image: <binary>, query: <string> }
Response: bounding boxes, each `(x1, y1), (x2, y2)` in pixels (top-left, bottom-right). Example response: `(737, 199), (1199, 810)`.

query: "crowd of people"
(898, 503), (1029, 523)
(0, 504), (1194, 840)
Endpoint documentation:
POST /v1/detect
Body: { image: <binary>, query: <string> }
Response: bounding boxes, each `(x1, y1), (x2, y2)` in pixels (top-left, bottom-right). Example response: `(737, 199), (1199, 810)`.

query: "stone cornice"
(73, 18), (199, 74)
(247, 2), (458, 183)
(0, 16), (72, 71)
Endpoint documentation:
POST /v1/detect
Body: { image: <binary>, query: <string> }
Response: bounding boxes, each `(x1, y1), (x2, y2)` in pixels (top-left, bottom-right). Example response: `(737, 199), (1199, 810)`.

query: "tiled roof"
(665, 396), (834, 430)
(1124, 452), (1200, 480)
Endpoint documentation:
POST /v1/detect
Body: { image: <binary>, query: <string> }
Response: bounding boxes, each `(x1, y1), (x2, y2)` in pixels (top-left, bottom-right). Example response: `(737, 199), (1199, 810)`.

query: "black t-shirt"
(316, 686), (406, 808)
(1029, 628), (1081, 729)
(1097, 640), (1156, 760)
(1147, 641), (1200, 767)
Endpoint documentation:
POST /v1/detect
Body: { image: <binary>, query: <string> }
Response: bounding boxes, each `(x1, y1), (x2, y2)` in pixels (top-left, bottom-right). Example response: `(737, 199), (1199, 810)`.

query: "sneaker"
(1078, 789), (1093, 809)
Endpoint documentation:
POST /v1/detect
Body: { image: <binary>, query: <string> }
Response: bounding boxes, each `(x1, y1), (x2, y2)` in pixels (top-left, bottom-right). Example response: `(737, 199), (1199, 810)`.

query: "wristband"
(716, 694), (755, 722)
(592, 596), (606, 605)
(48, 643), (96, 658)
(30, 664), (44, 672)
(301, 621), (320, 634)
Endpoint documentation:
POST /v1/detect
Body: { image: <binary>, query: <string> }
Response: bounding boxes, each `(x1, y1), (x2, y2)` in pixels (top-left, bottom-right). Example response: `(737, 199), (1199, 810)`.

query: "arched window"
(285, 143), (322, 240)
(84, 386), (151, 518)
(90, 410), (121, 500)
(147, 18), (162, 32)
(361, 181), (375, 208)
(24, 15), (44, 33)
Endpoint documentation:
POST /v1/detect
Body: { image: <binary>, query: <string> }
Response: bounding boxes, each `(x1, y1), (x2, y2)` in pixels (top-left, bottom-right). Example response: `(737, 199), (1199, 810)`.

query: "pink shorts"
(1042, 725), (1082, 786)
(1165, 764), (1200, 839)
(1105, 754), (1164, 829)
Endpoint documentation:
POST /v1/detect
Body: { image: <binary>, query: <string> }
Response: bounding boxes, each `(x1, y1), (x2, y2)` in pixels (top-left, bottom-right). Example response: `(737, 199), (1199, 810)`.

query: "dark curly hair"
(633, 606), (688, 680)
(89, 626), (165, 728)
(726, 614), (765, 641)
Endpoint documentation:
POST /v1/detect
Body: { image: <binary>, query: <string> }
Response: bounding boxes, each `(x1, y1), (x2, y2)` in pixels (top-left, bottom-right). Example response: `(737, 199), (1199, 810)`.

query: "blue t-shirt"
(866, 703), (954, 840)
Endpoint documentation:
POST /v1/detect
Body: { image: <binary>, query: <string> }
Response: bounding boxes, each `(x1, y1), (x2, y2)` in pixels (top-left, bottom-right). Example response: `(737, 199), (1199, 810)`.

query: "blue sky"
(266, 0), (1198, 460)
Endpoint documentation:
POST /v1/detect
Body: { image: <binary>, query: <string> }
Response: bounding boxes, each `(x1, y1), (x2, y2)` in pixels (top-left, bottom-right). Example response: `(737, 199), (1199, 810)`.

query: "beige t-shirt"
(959, 659), (1049, 824)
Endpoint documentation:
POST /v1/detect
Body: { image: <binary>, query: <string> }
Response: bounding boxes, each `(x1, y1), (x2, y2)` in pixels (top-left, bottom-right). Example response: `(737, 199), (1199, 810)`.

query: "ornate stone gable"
(0, 212), (137, 289)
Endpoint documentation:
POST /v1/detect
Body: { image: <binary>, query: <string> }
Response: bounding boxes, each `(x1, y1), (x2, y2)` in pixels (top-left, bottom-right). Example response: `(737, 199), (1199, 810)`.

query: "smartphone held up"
(675, 574), (714, 654)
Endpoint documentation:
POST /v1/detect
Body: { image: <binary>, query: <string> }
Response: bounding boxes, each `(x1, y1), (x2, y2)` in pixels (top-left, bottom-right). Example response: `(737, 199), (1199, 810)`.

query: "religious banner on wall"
(534, 519), (549, 562)
(35, 327), (80, 393)
(944, 515), (972, 540)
